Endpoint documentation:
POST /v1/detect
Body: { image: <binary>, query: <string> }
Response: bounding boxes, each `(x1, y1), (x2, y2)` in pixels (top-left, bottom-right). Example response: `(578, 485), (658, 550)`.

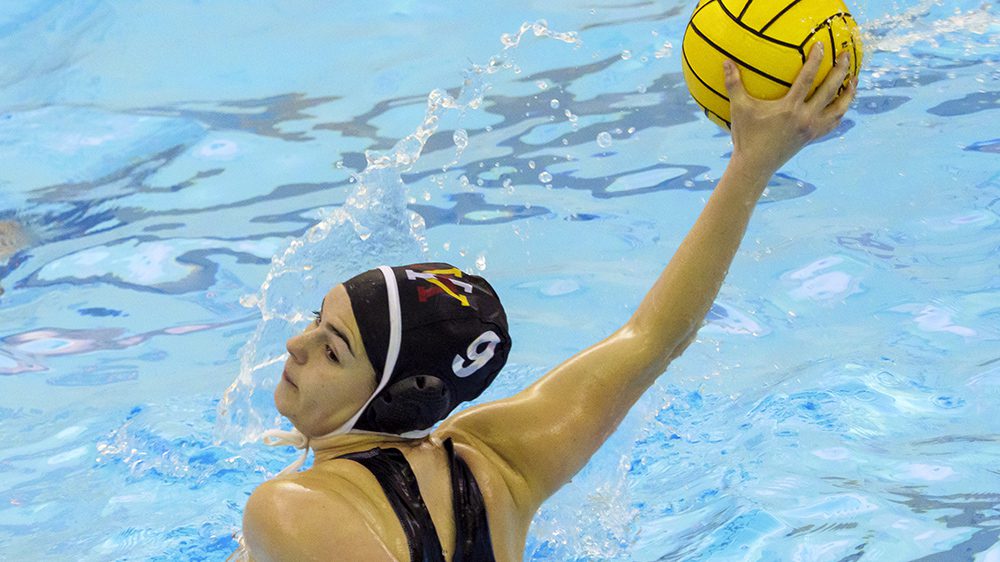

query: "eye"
(312, 310), (321, 325)
(325, 345), (339, 363)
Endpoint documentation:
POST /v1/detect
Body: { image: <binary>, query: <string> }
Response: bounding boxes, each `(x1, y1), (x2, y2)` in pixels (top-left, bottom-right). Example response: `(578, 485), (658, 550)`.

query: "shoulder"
(244, 477), (327, 531)
(242, 475), (399, 562)
(432, 423), (536, 513)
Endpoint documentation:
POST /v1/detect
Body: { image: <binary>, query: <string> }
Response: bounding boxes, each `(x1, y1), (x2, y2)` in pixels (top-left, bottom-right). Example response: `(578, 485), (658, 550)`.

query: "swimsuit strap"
(338, 447), (446, 562)
(444, 437), (496, 562)
(337, 438), (496, 562)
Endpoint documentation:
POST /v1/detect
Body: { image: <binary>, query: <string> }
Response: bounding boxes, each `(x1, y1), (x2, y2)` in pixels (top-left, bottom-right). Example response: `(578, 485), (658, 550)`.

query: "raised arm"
(630, 47), (856, 348)
(438, 45), (857, 510)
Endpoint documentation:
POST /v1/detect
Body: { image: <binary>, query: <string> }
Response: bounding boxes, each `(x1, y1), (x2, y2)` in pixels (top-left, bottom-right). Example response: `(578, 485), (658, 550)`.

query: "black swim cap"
(341, 263), (511, 435)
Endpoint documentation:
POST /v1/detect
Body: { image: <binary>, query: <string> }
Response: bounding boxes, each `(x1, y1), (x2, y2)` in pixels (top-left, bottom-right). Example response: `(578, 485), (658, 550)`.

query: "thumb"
(722, 60), (747, 101)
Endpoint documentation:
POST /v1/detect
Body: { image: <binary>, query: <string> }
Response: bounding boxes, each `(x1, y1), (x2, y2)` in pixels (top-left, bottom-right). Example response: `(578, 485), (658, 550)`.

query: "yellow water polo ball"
(681, 0), (864, 129)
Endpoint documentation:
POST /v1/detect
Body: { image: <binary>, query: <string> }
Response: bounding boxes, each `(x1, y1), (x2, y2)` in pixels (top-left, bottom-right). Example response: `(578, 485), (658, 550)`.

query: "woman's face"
(274, 284), (377, 437)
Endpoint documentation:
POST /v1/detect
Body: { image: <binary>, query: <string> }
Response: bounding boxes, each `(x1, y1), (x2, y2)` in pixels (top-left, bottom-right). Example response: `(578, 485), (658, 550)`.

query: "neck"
(309, 431), (420, 463)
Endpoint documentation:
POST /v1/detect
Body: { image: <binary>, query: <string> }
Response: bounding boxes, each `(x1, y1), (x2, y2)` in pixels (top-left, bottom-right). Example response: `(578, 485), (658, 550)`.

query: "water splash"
(862, 0), (999, 58)
(499, 19), (581, 51)
(214, 20), (582, 446)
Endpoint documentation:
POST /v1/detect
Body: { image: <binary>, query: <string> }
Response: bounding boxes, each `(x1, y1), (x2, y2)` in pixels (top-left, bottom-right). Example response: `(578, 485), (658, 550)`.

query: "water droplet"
(475, 254), (487, 271)
(550, 99), (560, 109)
(597, 132), (613, 148)
(621, 50), (632, 60)
(409, 212), (425, 232)
(453, 129), (469, 151)
(528, 160), (536, 169)
(654, 41), (674, 59)
(538, 171), (553, 183)
(536, 80), (549, 90)
(684, 179), (695, 188)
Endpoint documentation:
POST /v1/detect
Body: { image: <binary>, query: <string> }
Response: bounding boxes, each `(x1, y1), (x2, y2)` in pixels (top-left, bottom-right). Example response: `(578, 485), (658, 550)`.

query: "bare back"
(243, 431), (532, 561)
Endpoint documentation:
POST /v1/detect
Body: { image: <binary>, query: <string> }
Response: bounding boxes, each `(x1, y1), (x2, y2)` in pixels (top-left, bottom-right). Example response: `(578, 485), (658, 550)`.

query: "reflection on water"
(0, 0), (998, 560)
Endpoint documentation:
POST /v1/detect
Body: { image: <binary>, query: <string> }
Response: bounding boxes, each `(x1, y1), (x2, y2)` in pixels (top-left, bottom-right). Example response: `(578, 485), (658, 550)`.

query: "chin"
(273, 385), (292, 418)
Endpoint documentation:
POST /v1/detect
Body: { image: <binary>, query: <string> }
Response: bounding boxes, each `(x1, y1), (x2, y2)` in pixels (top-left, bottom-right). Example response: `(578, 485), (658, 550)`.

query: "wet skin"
(241, 47), (858, 562)
(246, 284), (529, 561)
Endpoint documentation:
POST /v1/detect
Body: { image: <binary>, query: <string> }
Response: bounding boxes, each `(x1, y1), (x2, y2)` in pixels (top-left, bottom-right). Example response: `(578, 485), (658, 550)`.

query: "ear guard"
(367, 375), (454, 435)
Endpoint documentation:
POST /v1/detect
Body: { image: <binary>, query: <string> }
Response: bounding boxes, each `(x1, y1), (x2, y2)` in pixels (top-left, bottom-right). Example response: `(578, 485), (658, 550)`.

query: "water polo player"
(238, 47), (857, 562)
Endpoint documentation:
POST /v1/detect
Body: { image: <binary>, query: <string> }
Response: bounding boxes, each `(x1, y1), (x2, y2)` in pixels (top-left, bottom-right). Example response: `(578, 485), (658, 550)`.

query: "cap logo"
(405, 267), (474, 307)
(452, 330), (501, 378)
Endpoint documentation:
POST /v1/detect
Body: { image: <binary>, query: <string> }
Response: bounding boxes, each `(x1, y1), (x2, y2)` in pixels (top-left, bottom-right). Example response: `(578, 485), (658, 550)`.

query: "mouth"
(282, 369), (298, 389)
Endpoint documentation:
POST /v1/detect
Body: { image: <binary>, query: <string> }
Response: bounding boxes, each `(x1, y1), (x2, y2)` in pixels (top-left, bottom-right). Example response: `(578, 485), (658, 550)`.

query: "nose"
(286, 332), (307, 364)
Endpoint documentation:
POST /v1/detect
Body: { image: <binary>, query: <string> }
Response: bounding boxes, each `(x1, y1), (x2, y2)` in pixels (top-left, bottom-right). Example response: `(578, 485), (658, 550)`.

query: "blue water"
(1, 0), (998, 560)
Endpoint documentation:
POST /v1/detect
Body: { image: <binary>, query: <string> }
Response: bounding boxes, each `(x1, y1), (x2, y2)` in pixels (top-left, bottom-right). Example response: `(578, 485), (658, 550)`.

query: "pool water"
(1, 0), (998, 560)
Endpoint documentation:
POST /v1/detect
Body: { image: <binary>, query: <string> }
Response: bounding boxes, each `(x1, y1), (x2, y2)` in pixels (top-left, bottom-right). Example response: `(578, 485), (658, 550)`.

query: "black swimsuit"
(337, 437), (496, 562)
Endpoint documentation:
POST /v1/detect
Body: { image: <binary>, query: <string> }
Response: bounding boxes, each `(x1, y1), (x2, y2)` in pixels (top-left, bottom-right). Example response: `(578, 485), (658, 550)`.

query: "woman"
(240, 46), (857, 562)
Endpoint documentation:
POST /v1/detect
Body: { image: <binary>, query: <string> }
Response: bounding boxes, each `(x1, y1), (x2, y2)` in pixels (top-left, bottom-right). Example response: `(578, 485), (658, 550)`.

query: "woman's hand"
(724, 43), (858, 180)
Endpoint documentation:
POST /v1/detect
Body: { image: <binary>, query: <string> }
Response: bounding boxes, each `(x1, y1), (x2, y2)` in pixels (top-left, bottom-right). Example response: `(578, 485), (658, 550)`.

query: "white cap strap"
(263, 265), (404, 475)
(262, 428), (310, 478)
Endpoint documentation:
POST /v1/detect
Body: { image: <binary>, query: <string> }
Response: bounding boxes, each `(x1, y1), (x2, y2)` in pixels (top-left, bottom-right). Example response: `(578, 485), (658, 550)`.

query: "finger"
(787, 43), (824, 102)
(822, 76), (857, 121)
(818, 77), (857, 136)
(722, 59), (748, 102)
(809, 51), (852, 109)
